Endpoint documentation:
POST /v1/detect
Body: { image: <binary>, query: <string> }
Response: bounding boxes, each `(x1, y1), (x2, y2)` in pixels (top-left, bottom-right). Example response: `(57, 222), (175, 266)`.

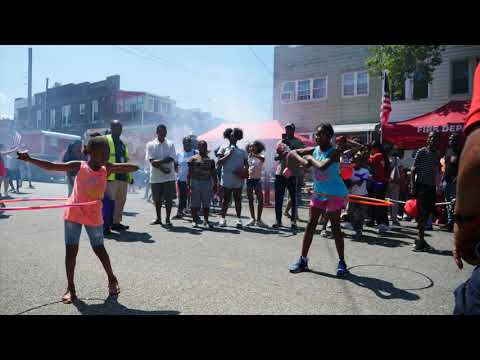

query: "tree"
(366, 45), (445, 100)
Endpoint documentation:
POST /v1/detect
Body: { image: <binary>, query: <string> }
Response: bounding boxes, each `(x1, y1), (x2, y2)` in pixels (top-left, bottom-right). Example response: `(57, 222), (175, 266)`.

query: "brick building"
(14, 75), (176, 137)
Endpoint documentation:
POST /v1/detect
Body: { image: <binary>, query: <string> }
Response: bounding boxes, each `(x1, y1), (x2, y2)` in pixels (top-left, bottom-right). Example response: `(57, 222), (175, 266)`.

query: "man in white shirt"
(146, 124), (177, 227)
(173, 136), (197, 219)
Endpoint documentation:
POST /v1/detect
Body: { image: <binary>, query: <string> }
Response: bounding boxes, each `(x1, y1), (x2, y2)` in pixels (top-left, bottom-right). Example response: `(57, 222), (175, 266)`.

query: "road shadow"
(72, 296), (180, 315)
(122, 211), (139, 217)
(309, 270), (421, 301)
(205, 227), (241, 235)
(0, 214), (11, 219)
(105, 231), (155, 243)
(241, 227), (280, 235)
(346, 233), (411, 248)
(362, 227), (431, 238)
(164, 225), (202, 235)
(429, 249), (453, 257)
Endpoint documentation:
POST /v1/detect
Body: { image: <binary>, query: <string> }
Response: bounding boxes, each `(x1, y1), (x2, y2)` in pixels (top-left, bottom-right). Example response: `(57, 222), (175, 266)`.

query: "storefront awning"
(333, 123), (378, 134)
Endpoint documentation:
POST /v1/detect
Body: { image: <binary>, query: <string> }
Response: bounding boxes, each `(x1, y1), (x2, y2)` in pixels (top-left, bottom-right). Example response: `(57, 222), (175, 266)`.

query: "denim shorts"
(64, 220), (104, 247)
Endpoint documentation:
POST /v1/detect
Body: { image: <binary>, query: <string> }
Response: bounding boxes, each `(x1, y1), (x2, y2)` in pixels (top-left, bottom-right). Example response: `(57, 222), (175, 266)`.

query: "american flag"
(380, 71), (392, 125)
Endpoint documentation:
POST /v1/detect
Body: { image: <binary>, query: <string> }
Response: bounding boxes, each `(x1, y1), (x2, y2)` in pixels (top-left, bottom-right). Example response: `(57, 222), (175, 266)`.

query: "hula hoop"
(0, 197), (68, 204)
(0, 200), (99, 211)
(349, 199), (392, 207)
(312, 192), (393, 206)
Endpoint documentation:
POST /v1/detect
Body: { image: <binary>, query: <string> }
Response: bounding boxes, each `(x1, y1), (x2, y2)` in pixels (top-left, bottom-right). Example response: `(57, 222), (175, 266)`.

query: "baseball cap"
(285, 123), (295, 130)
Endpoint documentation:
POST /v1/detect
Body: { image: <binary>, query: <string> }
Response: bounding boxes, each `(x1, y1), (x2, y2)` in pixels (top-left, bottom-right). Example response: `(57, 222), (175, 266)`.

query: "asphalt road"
(0, 182), (473, 315)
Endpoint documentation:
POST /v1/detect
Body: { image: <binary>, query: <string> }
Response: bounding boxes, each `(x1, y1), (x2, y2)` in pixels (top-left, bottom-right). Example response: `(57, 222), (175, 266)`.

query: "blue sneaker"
(289, 257), (309, 273)
(336, 260), (348, 277)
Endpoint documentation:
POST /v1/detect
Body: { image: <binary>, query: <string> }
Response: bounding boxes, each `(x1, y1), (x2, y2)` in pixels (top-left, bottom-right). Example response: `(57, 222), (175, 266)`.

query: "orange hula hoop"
(312, 192), (393, 206)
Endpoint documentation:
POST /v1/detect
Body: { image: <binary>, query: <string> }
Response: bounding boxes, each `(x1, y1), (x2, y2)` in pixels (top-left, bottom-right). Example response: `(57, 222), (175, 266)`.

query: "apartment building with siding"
(273, 45), (480, 140)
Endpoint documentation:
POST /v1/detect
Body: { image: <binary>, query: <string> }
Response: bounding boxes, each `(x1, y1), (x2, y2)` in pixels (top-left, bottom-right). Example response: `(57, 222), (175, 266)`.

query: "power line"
(247, 46), (273, 77)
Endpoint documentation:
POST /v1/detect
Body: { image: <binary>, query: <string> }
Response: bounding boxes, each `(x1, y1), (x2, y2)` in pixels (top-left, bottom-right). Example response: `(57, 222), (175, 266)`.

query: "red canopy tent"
(198, 120), (315, 146)
(382, 100), (470, 150)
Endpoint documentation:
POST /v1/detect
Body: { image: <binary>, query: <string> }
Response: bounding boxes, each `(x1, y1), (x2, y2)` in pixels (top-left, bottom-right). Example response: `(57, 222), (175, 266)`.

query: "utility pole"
(27, 47), (32, 128)
(44, 78), (49, 130)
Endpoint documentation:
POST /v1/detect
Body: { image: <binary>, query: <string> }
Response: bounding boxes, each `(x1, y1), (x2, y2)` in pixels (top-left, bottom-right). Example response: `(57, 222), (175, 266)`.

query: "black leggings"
(368, 181), (389, 226)
(274, 175), (297, 223)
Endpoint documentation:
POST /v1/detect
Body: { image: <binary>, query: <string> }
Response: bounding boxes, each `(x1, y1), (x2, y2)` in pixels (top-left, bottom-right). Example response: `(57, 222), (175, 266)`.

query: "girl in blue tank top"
(286, 123), (349, 277)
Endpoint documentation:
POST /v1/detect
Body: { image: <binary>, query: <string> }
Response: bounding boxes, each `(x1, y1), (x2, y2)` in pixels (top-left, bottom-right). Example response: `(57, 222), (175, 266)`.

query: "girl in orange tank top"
(17, 136), (139, 304)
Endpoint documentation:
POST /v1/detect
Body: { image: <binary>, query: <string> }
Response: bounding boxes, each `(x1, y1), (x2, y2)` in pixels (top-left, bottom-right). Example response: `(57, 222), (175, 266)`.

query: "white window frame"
(342, 71), (369, 98)
(61, 105), (71, 127)
(280, 77), (328, 104)
(296, 79), (312, 101)
(92, 100), (99, 123)
(36, 110), (42, 129)
(280, 81), (296, 103)
(79, 103), (86, 116)
(50, 108), (56, 129)
(312, 77), (328, 100)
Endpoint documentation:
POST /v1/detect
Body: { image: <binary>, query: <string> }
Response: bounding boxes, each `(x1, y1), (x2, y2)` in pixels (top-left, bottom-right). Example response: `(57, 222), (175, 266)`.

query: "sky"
(0, 45), (275, 122)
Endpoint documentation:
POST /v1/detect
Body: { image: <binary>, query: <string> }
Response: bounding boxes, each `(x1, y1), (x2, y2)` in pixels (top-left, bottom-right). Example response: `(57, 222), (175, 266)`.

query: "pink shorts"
(310, 197), (347, 212)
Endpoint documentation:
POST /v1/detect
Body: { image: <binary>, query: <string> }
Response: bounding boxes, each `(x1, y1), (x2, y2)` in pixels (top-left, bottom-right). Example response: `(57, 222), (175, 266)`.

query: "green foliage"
(366, 45), (445, 99)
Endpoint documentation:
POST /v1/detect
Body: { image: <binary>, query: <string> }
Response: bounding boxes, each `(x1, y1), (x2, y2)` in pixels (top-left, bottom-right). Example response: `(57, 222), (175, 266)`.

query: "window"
(154, 99), (159, 113)
(61, 105), (71, 127)
(92, 100), (99, 123)
(412, 71), (429, 100)
(36, 110), (42, 128)
(148, 98), (154, 112)
(356, 71), (369, 95)
(79, 103), (85, 115)
(50, 108), (56, 129)
(297, 80), (311, 101)
(281, 81), (295, 103)
(342, 73), (355, 96)
(312, 78), (327, 99)
(451, 59), (469, 95)
(342, 71), (369, 97)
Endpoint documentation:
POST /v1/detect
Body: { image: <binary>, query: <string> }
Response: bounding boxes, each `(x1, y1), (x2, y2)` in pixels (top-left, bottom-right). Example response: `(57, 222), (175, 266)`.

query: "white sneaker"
(219, 218), (227, 227)
(320, 230), (329, 238)
(342, 222), (354, 230)
(236, 219), (243, 229)
(256, 220), (267, 228)
(246, 218), (256, 226)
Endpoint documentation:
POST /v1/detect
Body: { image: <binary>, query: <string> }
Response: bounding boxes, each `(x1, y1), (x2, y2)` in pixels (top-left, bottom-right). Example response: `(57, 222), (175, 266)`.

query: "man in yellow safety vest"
(105, 120), (133, 234)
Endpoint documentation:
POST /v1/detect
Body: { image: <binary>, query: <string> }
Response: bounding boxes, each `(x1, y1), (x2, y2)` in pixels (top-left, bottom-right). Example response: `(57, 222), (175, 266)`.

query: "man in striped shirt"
(411, 131), (440, 252)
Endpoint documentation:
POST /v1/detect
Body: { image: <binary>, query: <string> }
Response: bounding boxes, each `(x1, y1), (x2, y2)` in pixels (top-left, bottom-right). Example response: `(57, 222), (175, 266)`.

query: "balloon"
(404, 199), (418, 219)
(340, 163), (354, 180)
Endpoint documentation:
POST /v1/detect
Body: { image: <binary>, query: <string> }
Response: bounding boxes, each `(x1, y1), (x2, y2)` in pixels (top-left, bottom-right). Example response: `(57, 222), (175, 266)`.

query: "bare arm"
(306, 149), (340, 171)
(453, 127), (480, 268)
(17, 151), (80, 173)
(106, 163), (139, 176)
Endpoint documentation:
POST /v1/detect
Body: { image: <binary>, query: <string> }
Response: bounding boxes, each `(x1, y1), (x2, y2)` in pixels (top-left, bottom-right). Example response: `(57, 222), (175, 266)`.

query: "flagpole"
(380, 71), (385, 144)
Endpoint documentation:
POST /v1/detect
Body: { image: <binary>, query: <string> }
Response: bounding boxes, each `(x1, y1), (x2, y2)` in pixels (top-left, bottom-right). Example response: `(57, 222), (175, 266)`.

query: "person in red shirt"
(367, 141), (391, 233)
(453, 63), (480, 314)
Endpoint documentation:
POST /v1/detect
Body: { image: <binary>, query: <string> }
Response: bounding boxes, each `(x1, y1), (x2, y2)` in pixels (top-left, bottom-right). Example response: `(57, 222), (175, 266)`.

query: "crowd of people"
(0, 143), (34, 199)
